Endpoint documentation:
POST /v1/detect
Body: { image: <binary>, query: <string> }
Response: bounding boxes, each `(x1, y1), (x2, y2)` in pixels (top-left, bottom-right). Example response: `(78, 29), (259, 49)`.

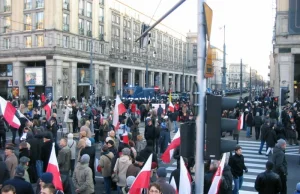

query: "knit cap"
(80, 154), (90, 164)
(122, 148), (131, 156)
(40, 172), (53, 184)
(126, 176), (136, 187)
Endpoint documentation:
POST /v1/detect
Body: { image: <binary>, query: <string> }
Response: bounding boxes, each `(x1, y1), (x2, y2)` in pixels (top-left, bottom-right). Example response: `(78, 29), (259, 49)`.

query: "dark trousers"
(255, 127), (260, 140)
(233, 134), (239, 144)
(94, 130), (100, 143)
(280, 174), (287, 194)
(11, 128), (17, 144)
(104, 176), (112, 194)
(70, 159), (75, 176)
(0, 131), (6, 148)
(53, 108), (57, 113)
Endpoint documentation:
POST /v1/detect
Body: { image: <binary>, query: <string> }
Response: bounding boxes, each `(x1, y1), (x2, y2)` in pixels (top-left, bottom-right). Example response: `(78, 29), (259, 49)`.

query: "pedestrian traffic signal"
(205, 95), (238, 160)
(280, 88), (290, 105)
(140, 23), (151, 48)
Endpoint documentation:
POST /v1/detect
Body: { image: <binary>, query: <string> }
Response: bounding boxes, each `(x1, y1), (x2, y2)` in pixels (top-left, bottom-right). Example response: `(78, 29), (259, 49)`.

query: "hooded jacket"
(72, 163), (94, 194)
(272, 146), (287, 176)
(114, 155), (132, 187)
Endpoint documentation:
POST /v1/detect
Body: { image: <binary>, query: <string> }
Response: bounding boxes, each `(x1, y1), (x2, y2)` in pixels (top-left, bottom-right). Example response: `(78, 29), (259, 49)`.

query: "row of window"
(2, 0), (44, 12)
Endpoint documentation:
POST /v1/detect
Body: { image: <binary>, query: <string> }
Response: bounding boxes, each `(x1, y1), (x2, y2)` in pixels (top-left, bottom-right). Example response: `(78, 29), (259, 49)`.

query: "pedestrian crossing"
(163, 140), (299, 194)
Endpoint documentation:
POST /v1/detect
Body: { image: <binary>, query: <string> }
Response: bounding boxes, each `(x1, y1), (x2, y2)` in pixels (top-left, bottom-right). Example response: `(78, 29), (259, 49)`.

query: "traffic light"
(280, 88), (290, 105)
(205, 95), (238, 160)
(140, 23), (151, 48)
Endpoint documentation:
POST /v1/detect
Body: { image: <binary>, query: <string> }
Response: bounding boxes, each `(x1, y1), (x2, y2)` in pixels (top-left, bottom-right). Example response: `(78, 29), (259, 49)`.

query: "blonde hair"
(137, 134), (144, 141)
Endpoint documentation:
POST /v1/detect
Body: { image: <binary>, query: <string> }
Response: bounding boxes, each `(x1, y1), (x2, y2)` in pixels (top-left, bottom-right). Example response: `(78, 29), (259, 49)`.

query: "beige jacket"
(114, 155), (132, 187)
(5, 154), (18, 178)
(99, 152), (114, 177)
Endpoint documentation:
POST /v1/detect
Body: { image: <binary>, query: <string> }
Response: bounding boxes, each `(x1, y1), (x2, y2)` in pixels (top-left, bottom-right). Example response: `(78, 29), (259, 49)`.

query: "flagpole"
(195, 0), (206, 193)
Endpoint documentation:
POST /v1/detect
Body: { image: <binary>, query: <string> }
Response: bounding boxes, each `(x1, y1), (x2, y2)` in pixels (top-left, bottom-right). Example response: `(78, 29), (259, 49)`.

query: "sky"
(118, 0), (274, 80)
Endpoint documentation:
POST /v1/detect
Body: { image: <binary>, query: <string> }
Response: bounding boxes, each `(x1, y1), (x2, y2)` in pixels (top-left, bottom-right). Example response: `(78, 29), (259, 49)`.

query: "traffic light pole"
(195, 0), (206, 193)
(240, 59), (243, 100)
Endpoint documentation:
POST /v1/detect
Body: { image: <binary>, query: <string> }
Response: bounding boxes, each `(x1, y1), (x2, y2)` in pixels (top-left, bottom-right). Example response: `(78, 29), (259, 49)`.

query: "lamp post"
(221, 25), (227, 96)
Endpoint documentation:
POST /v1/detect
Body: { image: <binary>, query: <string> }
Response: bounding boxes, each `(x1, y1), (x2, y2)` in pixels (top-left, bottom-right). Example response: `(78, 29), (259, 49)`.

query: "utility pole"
(89, 39), (94, 101)
(195, 0), (206, 193)
(249, 67), (252, 100)
(240, 59), (243, 99)
(221, 25), (226, 96)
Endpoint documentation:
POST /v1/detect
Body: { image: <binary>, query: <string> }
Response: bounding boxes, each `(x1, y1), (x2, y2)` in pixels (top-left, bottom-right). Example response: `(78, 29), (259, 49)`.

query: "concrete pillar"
(158, 72), (162, 89)
(139, 70), (145, 87)
(70, 61), (77, 98)
(149, 71), (155, 87)
(55, 60), (63, 99)
(116, 68), (123, 95)
(164, 73), (169, 91)
(104, 66), (109, 97)
(13, 61), (26, 98)
(177, 75), (181, 92)
(186, 76), (190, 92)
(182, 75), (186, 92)
(93, 64), (99, 96)
(172, 74), (175, 92)
(128, 69), (135, 86)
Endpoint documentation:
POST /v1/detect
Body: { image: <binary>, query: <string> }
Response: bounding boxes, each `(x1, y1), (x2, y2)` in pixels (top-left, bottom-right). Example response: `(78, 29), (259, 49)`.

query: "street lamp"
(220, 25), (227, 96)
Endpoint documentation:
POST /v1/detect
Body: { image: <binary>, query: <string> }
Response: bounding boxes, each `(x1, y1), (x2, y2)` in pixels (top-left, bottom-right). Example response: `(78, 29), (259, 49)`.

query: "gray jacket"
(58, 146), (71, 173)
(72, 163), (94, 194)
(272, 146), (287, 176)
(67, 139), (77, 160)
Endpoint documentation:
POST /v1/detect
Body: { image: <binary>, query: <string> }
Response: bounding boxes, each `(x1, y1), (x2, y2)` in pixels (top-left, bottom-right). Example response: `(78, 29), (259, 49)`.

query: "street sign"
(204, 2), (213, 41)
(205, 44), (214, 78)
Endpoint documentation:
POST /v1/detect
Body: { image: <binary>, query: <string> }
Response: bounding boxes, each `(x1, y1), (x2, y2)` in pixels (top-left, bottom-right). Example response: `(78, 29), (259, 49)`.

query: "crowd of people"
(0, 94), (195, 194)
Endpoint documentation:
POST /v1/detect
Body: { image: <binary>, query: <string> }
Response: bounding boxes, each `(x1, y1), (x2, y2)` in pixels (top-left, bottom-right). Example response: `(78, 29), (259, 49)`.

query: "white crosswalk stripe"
(237, 140), (299, 193)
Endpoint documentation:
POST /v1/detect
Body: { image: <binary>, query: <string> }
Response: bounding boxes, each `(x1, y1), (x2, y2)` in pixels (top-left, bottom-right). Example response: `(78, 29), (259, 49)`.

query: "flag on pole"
(113, 95), (126, 131)
(179, 156), (192, 194)
(129, 154), (153, 194)
(44, 101), (52, 120)
(208, 153), (226, 194)
(170, 176), (178, 194)
(168, 90), (172, 102)
(237, 112), (244, 131)
(46, 143), (63, 191)
(169, 101), (174, 113)
(161, 130), (180, 163)
(0, 96), (20, 129)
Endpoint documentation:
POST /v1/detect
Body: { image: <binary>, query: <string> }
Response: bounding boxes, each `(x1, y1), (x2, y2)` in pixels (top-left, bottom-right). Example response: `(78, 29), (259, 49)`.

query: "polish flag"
(170, 176), (178, 194)
(46, 143), (63, 191)
(113, 95), (126, 131)
(179, 156), (192, 194)
(44, 101), (52, 120)
(0, 96), (20, 129)
(129, 154), (153, 194)
(237, 112), (244, 131)
(208, 153), (226, 194)
(122, 131), (129, 144)
(161, 130), (180, 163)
(169, 101), (174, 113)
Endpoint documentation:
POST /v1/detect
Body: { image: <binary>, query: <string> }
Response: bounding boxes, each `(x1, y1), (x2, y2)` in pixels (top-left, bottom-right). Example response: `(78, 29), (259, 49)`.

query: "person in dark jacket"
(0, 157), (10, 185)
(144, 119), (156, 150)
(255, 161), (281, 194)
(274, 122), (287, 140)
(18, 142), (30, 160)
(258, 121), (270, 155)
(272, 139), (288, 194)
(156, 167), (176, 194)
(158, 122), (171, 154)
(157, 105), (164, 120)
(40, 132), (55, 172)
(2, 165), (34, 194)
(245, 110), (254, 137)
(265, 125), (277, 156)
(0, 116), (6, 149)
(204, 160), (218, 194)
(219, 164), (233, 194)
(229, 145), (248, 194)
(80, 139), (96, 184)
(126, 156), (144, 177)
(138, 140), (158, 167)
(48, 119), (58, 143)
(286, 118), (299, 145)
(254, 112), (263, 140)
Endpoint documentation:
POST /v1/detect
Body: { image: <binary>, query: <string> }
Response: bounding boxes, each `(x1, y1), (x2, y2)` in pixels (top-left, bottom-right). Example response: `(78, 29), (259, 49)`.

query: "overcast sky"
(119, 0), (274, 80)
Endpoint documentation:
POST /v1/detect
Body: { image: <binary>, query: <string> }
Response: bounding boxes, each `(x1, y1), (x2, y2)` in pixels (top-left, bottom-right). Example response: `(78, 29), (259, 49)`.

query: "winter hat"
(40, 172), (53, 184)
(106, 137), (114, 143)
(276, 139), (286, 147)
(157, 167), (167, 177)
(126, 176), (136, 187)
(19, 156), (30, 164)
(102, 144), (109, 152)
(122, 148), (131, 156)
(15, 165), (25, 177)
(80, 154), (90, 164)
(107, 140), (115, 146)
(161, 122), (167, 129)
(67, 133), (74, 139)
(296, 182), (300, 193)
(85, 139), (92, 147)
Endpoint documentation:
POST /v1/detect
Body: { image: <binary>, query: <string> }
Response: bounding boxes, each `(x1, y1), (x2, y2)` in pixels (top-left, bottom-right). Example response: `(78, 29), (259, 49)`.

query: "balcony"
(87, 11), (92, 18)
(99, 34), (104, 41)
(36, 22), (44, 29)
(3, 26), (10, 33)
(24, 24), (32, 31)
(99, 16), (104, 23)
(63, 3), (69, 10)
(87, 30), (92, 37)
(79, 28), (84, 35)
(24, 3), (32, 10)
(63, 24), (69, 32)
(79, 9), (84, 16)
(36, 1), (44, 8)
(4, 5), (11, 12)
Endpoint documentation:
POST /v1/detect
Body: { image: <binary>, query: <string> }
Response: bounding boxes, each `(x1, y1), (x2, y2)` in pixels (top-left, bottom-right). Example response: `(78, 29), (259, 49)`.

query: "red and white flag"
(169, 101), (174, 113)
(44, 101), (52, 120)
(208, 153), (226, 194)
(129, 154), (153, 194)
(237, 112), (244, 131)
(0, 96), (20, 129)
(170, 176), (178, 194)
(122, 131), (129, 144)
(46, 143), (63, 191)
(179, 156), (192, 194)
(113, 95), (126, 131)
(161, 130), (180, 163)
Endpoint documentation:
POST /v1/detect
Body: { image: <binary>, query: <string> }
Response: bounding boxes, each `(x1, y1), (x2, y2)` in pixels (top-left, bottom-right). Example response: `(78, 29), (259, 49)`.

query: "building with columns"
(228, 63), (250, 89)
(0, 0), (196, 100)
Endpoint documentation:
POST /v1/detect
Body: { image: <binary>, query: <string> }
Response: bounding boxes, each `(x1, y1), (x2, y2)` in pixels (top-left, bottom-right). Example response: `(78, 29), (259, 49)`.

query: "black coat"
(169, 169), (180, 190)
(145, 124), (156, 140)
(139, 146), (158, 165)
(41, 140), (54, 172)
(219, 165), (233, 194)
(254, 116), (263, 128)
(80, 146), (96, 173)
(260, 124), (270, 141)
(27, 136), (43, 162)
(204, 170), (216, 194)
(255, 170), (282, 194)
(272, 146), (287, 176)
(245, 112), (254, 126)
(0, 161), (9, 184)
(3, 176), (34, 194)
(19, 148), (30, 160)
(229, 154), (247, 178)
(265, 129), (277, 147)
